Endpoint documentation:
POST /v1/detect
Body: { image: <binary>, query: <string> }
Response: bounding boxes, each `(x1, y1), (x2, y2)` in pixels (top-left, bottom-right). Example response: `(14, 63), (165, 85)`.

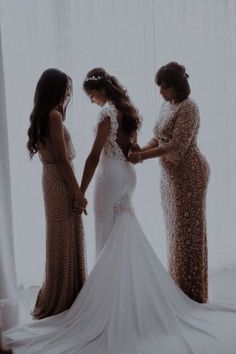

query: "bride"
(3, 68), (236, 354)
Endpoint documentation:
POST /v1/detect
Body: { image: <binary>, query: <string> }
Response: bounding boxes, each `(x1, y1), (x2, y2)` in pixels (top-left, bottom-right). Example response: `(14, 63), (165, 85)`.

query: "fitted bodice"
(39, 125), (76, 165)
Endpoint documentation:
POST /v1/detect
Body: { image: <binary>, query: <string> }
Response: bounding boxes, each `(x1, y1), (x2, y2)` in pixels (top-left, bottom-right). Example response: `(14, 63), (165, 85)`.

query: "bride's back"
(115, 110), (132, 158)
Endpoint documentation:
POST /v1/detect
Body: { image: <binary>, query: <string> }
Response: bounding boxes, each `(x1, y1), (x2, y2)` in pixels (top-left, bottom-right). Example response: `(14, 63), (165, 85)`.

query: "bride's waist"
(99, 155), (132, 168)
(96, 158), (136, 180)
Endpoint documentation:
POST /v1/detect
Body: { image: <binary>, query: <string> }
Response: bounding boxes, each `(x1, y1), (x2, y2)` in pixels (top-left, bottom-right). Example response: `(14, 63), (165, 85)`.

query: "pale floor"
(18, 266), (236, 324)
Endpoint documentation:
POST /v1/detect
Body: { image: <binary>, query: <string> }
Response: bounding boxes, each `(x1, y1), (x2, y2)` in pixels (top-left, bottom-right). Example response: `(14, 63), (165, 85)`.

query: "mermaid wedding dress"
(4, 103), (236, 354)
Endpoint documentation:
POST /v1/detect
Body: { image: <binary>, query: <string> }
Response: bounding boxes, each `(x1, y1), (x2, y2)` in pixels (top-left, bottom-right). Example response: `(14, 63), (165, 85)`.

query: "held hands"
(128, 144), (143, 164)
(73, 191), (88, 215)
(128, 152), (143, 164)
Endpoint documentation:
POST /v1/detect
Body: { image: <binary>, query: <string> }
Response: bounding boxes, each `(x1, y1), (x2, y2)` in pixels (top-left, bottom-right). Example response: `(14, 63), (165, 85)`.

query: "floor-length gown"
(32, 124), (87, 319)
(154, 98), (209, 302)
(3, 104), (236, 354)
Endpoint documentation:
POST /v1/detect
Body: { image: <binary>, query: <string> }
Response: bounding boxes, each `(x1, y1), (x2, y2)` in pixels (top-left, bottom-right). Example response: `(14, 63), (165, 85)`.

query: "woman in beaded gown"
(129, 62), (209, 303)
(27, 69), (87, 319)
(3, 68), (236, 354)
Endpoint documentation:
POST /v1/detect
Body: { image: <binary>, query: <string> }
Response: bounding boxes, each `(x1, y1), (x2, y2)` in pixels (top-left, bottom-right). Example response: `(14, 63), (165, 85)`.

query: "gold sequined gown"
(154, 98), (210, 303)
(32, 124), (86, 319)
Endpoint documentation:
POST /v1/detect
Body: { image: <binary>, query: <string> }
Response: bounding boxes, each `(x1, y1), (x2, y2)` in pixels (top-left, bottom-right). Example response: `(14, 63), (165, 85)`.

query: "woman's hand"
(128, 152), (143, 164)
(128, 142), (143, 164)
(73, 191), (88, 215)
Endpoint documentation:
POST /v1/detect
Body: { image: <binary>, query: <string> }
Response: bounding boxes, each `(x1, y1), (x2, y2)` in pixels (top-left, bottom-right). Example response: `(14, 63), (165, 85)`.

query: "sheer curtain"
(0, 0), (236, 289)
(0, 25), (18, 330)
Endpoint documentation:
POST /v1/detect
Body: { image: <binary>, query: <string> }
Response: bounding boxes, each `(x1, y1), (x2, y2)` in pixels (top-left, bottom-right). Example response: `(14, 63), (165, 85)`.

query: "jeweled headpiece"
(85, 75), (102, 82)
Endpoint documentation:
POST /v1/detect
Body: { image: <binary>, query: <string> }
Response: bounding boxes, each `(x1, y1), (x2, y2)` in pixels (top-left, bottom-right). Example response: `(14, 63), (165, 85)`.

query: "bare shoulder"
(48, 109), (63, 127)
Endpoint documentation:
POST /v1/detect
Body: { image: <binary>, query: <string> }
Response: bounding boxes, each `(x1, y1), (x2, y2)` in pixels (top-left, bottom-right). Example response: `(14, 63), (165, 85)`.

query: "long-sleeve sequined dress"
(153, 98), (210, 303)
(32, 124), (87, 319)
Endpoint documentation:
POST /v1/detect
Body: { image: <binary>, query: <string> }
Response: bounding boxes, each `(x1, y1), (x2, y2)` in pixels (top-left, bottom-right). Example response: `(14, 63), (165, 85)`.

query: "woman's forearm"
(57, 158), (83, 196)
(80, 156), (99, 194)
(141, 138), (159, 151)
(140, 145), (170, 161)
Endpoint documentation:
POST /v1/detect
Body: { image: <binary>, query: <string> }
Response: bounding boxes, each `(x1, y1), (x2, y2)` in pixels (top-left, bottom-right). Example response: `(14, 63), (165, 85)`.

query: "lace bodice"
(97, 103), (126, 161)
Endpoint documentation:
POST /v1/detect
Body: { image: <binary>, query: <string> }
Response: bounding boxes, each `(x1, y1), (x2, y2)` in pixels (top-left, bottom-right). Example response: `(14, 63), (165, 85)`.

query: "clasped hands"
(128, 143), (143, 164)
(73, 191), (88, 215)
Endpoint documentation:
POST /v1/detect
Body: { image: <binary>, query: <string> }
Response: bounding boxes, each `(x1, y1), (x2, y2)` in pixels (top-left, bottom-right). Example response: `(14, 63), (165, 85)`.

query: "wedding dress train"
(4, 104), (236, 354)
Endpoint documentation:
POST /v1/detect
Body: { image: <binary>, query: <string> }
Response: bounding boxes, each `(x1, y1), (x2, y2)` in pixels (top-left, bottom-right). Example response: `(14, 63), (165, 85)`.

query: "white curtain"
(0, 25), (18, 330)
(0, 0), (236, 288)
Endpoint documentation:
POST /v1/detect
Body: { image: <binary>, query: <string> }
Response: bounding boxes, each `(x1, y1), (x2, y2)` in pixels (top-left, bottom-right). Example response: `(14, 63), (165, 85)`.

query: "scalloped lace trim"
(98, 104), (126, 161)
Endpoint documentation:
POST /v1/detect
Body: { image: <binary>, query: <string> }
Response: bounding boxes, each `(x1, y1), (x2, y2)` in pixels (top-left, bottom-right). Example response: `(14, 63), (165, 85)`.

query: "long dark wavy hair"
(83, 68), (141, 137)
(155, 62), (191, 102)
(27, 68), (72, 158)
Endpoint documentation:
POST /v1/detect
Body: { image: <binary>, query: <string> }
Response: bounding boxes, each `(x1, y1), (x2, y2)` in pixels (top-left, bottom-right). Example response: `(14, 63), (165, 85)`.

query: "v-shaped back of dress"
(94, 104), (137, 256)
(97, 103), (127, 162)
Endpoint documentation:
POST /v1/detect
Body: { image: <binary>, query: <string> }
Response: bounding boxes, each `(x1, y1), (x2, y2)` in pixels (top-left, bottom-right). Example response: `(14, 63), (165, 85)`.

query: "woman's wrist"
(138, 152), (143, 163)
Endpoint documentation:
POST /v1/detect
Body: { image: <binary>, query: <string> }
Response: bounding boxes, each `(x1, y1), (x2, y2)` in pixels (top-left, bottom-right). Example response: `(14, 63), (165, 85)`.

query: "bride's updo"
(83, 67), (141, 138)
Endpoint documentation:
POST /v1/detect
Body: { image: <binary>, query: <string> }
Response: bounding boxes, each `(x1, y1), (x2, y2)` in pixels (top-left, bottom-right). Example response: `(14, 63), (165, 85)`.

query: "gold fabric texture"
(154, 99), (210, 303)
(33, 125), (86, 319)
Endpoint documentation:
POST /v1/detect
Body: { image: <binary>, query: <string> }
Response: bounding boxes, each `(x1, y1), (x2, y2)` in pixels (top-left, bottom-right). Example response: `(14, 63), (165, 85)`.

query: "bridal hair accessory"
(85, 75), (112, 83)
(85, 75), (102, 82)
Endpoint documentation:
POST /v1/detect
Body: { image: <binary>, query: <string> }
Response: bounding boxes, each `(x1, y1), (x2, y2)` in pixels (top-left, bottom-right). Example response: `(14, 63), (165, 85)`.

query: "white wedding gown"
(4, 103), (236, 354)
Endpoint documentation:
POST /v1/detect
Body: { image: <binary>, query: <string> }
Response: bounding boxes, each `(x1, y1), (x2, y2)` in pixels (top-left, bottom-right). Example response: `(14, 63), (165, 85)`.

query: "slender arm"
(141, 137), (159, 151)
(80, 117), (110, 194)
